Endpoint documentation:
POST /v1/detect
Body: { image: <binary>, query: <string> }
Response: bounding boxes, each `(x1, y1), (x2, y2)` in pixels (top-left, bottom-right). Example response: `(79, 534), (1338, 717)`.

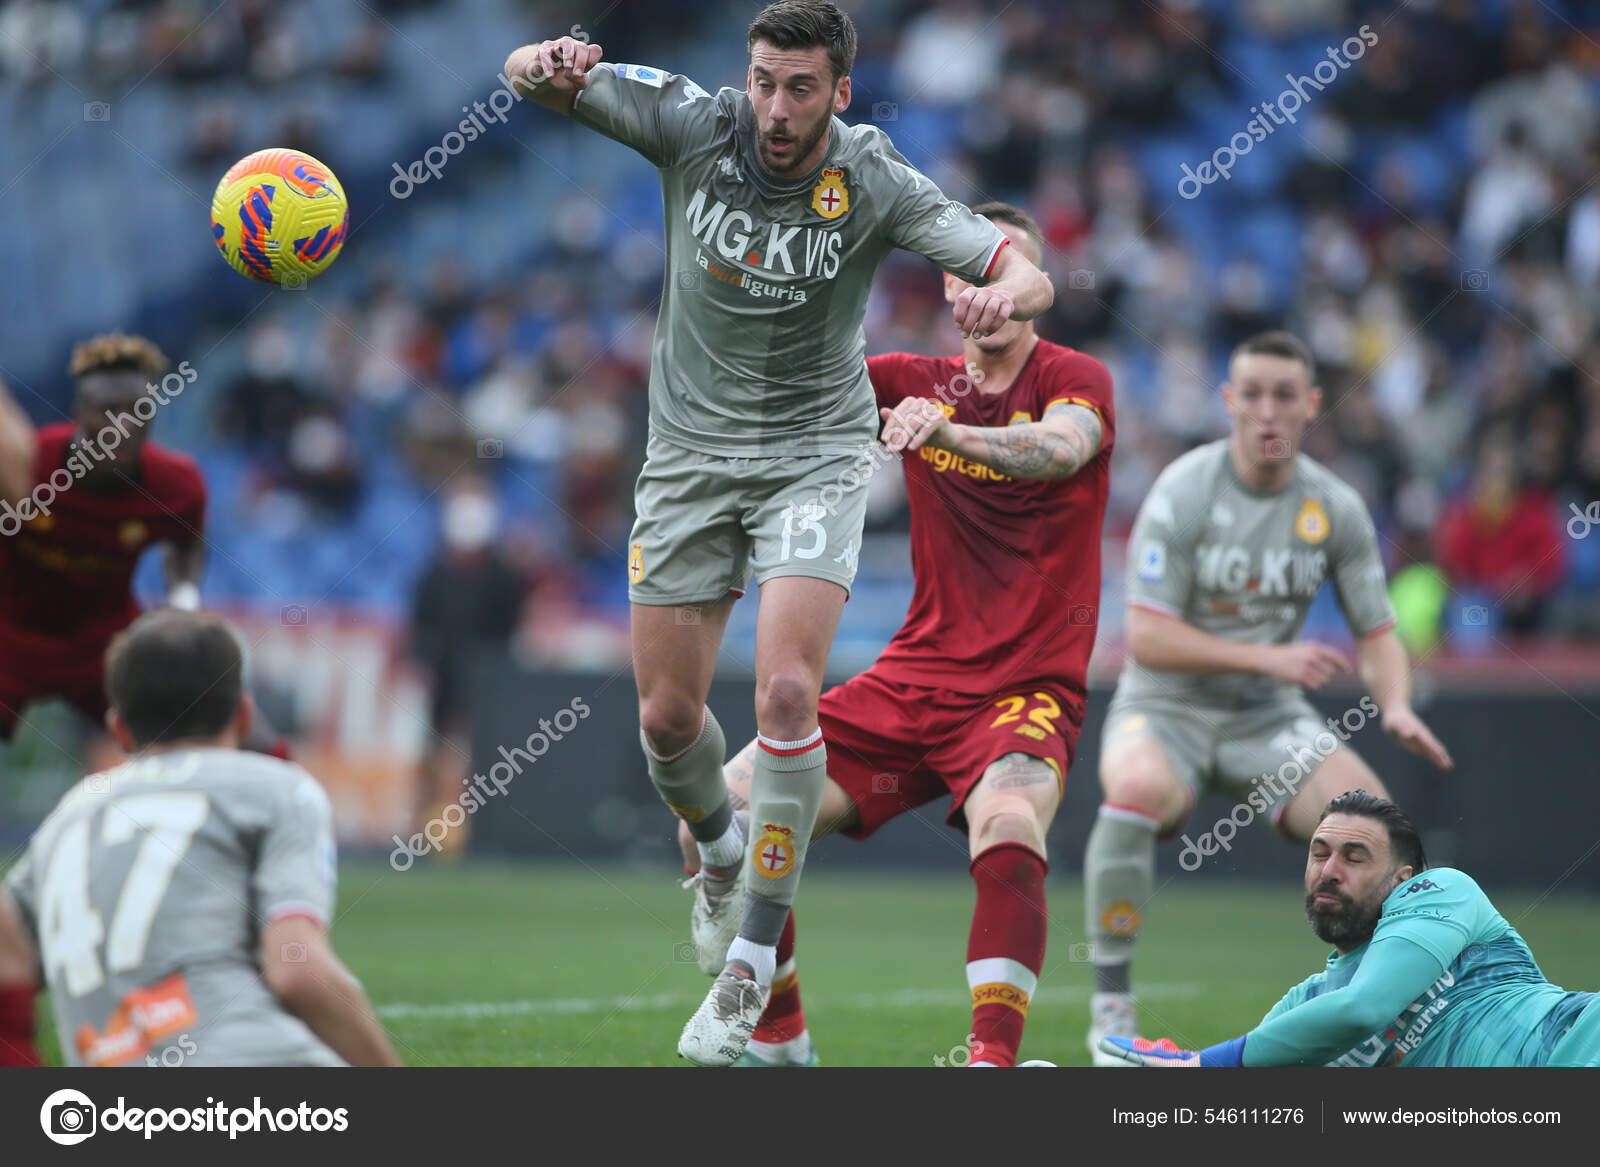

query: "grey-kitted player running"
(1083, 330), (1453, 1065)
(504, 0), (1053, 1066)
(0, 609), (398, 1067)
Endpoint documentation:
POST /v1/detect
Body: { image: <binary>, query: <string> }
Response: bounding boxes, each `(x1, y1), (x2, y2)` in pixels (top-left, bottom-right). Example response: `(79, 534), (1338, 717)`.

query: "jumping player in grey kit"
(1083, 330), (1453, 1064)
(0, 609), (397, 1066)
(504, 0), (1054, 1065)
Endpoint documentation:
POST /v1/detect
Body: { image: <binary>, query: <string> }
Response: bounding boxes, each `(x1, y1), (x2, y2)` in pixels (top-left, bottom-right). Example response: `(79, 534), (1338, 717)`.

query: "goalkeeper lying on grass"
(1101, 790), (1600, 1068)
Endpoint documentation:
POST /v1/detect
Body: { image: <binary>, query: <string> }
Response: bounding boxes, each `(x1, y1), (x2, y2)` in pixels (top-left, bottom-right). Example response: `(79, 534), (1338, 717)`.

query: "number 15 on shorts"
(989, 692), (1062, 741)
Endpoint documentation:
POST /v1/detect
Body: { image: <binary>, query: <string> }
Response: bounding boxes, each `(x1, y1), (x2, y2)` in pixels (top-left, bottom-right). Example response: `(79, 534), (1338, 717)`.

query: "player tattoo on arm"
(963, 402), (1103, 481)
(722, 742), (757, 811)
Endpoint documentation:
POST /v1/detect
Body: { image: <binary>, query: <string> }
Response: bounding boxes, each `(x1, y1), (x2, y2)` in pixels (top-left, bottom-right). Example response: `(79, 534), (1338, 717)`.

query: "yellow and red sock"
(752, 910), (805, 1044)
(966, 843), (1047, 1068)
(0, 984), (40, 1067)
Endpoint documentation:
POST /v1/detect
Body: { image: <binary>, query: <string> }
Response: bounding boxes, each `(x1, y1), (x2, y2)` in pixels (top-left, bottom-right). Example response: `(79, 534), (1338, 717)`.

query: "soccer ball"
(210, 148), (348, 287)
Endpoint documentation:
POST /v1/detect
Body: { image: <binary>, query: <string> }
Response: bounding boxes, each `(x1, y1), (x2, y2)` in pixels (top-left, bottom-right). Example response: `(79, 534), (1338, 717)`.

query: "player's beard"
(759, 105), (830, 175)
(1305, 880), (1382, 948)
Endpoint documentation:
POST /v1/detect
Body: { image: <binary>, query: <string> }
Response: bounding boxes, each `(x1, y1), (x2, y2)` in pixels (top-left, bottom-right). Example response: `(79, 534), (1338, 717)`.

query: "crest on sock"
(754, 823), (796, 879)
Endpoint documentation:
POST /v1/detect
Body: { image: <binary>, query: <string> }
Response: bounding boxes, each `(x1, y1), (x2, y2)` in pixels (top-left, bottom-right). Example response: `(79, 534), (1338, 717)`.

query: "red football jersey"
(867, 339), (1114, 697)
(0, 423), (206, 656)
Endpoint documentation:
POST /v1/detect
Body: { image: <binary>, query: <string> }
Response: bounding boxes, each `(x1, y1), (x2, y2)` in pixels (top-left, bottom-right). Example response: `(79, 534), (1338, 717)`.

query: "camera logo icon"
(280, 604), (308, 626)
(871, 101), (898, 122)
(1460, 270), (1490, 292)
(1068, 269), (1095, 290)
(280, 272), (307, 292)
(870, 773), (899, 794)
(40, 1089), (97, 1145)
(676, 271), (701, 291)
(83, 102), (111, 122)
(476, 437), (503, 459)
(1462, 604), (1488, 626)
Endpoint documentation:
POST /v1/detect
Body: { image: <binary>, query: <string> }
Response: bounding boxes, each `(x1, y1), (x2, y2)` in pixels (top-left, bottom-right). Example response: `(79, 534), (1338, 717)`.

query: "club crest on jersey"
(755, 823), (796, 879)
(119, 520), (148, 549)
(811, 168), (848, 219)
(1008, 410), (1031, 426)
(1294, 498), (1330, 544)
(628, 542), (644, 583)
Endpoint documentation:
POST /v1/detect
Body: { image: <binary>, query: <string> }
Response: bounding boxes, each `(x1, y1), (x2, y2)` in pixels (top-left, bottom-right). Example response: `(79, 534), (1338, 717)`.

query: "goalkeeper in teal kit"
(1101, 790), (1600, 1067)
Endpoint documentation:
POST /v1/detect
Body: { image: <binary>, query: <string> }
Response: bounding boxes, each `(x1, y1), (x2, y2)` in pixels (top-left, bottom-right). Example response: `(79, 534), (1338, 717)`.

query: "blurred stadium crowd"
(4, 0), (1600, 667)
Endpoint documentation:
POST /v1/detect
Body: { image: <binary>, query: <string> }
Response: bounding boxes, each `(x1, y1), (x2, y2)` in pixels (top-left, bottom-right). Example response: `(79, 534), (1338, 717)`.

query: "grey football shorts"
(1102, 690), (1346, 814)
(626, 433), (873, 606)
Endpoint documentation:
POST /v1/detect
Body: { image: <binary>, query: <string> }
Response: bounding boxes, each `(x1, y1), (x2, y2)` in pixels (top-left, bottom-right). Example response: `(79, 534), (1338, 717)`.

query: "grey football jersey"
(4, 748), (343, 1066)
(569, 62), (1008, 456)
(1117, 440), (1396, 708)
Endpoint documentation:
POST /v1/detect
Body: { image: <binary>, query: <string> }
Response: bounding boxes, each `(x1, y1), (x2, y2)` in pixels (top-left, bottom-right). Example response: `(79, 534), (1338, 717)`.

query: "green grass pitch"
(29, 861), (1600, 1066)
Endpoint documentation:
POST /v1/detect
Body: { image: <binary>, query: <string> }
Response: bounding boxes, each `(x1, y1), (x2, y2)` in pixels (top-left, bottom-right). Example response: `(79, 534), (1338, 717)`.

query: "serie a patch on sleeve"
(1138, 541), (1166, 583)
(614, 64), (665, 87)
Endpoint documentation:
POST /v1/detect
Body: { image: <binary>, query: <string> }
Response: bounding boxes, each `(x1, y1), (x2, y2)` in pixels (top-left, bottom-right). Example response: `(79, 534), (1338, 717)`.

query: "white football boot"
(1088, 992), (1138, 1067)
(678, 959), (769, 1066)
(684, 844), (747, 976)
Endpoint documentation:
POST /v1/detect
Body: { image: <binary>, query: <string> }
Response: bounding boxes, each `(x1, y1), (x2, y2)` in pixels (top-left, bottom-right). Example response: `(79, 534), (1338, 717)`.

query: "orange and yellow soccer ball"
(211, 148), (348, 287)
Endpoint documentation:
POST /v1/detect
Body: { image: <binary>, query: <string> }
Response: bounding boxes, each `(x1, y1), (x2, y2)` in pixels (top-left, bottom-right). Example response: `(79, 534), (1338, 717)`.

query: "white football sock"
(698, 816), (745, 871)
(726, 937), (776, 985)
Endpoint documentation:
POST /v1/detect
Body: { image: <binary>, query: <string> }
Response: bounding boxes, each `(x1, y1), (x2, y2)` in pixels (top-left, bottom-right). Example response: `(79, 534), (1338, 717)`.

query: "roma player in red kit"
(0, 333), (205, 1066)
(0, 334), (206, 739)
(681, 203), (1114, 1066)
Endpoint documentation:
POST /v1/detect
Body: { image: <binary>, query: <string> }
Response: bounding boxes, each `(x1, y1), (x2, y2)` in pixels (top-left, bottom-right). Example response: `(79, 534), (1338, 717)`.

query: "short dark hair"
(748, 0), (857, 83)
(105, 610), (244, 748)
(970, 201), (1044, 263)
(1231, 329), (1315, 383)
(69, 332), (167, 379)
(1319, 789), (1427, 874)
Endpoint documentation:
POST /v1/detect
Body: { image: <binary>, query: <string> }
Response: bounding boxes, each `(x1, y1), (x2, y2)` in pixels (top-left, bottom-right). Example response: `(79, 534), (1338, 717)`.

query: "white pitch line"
(378, 983), (1202, 1022)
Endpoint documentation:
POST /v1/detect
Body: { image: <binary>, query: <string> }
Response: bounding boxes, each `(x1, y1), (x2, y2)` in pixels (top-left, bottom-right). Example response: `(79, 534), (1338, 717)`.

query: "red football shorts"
(0, 624), (112, 740)
(816, 666), (1085, 839)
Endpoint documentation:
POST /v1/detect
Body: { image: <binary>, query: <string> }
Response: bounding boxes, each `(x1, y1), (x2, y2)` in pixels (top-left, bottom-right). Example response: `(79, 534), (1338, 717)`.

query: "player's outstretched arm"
(503, 35), (604, 114)
(878, 397), (1102, 481)
(1356, 628), (1453, 770)
(162, 539), (206, 610)
(261, 918), (401, 1066)
(951, 244), (1053, 339)
(0, 375), (37, 507)
(1127, 606), (1352, 687)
